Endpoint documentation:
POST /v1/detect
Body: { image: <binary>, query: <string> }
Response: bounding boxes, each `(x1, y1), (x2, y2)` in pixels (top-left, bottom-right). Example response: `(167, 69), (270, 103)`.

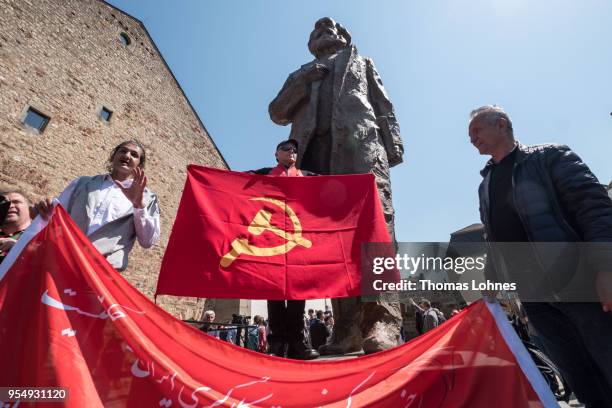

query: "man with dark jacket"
(309, 310), (330, 351)
(250, 139), (319, 360)
(469, 105), (612, 407)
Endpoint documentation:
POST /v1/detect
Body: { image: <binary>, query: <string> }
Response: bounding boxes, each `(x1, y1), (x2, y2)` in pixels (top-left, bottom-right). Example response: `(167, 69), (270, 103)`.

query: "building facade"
(0, 0), (228, 319)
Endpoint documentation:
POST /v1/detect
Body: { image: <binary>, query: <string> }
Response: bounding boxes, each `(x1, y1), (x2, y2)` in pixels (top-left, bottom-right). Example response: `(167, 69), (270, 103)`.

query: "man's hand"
(0, 237), (17, 253)
(115, 167), (147, 209)
(35, 198), (55, 220)
(301, 63), (329, 83)
(596, 271), (612, 313)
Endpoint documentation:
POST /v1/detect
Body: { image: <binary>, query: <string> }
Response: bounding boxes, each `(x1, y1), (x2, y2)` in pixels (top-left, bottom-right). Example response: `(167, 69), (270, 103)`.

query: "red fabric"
(0, 207), (548, 407)
(268, 164), (303, 177)
(156, 165), (391, 300)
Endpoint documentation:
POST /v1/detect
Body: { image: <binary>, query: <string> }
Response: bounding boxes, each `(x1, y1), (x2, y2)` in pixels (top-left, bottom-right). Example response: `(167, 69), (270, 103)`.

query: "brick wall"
(0, 0), (228, 319)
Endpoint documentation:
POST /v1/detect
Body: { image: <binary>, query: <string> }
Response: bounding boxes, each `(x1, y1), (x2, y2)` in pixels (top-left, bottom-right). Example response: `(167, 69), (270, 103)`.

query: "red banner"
(156, 166), (392, 300)
(0, 206), (557, 407)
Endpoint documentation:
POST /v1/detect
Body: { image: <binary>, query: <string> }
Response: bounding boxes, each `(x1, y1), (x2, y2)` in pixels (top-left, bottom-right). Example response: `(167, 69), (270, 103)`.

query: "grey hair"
(469, 105), (514, 136)
(204, 310), (215, 318)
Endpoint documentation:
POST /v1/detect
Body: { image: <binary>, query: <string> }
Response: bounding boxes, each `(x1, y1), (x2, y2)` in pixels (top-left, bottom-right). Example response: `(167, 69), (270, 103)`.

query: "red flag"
(0, 207), (557, 407)
(156, 165), (392, 300)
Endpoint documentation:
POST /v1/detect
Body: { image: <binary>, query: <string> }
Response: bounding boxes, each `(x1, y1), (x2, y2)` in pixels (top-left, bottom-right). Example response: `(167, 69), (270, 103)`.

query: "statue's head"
(308, 17), (351, 58)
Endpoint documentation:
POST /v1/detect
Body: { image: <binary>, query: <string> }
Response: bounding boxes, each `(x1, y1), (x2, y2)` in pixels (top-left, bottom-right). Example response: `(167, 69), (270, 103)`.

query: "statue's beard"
(311, 35), (347, 58)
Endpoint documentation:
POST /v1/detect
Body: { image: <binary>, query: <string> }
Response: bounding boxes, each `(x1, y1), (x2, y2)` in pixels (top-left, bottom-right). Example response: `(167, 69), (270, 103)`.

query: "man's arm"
(408, 297), (423, 312)
(548, 145), (612, 242)
(57, 177), (80, 208)
(113, 168), (159, 248)
(365, 58), (403, 167)
(269, 64), (328, 125)
(36, 177), (81, 220)
(0, 238), (17, 255)
(547, 145), (612, 311)
(133, 194), (160, 248)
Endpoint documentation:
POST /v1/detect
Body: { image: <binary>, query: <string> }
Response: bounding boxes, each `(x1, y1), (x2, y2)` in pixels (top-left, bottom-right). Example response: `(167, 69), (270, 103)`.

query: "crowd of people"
(199, 307), (336, 356)
(405, 298), (462, 337)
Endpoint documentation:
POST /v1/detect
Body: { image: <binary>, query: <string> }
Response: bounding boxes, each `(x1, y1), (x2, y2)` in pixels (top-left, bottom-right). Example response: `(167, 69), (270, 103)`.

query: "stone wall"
(0, 0), (228, 319)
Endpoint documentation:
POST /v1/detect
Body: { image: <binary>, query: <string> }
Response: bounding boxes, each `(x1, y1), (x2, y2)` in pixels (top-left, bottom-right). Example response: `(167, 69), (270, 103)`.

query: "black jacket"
(479, 143), (612, 298)
(309, 319), (330, 350)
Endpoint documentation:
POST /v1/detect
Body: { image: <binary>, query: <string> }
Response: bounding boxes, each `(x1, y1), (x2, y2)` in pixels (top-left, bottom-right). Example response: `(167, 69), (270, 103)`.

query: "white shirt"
(58, 174), (160, 248)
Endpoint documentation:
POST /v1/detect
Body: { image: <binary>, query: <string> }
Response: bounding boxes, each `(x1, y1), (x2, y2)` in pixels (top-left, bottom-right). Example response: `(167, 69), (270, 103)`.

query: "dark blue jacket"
(479, 143), (612, 298)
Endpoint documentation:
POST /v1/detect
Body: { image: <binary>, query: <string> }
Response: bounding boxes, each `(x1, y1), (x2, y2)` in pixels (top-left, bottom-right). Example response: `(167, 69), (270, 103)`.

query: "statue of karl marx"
(269, 17), (405, 354)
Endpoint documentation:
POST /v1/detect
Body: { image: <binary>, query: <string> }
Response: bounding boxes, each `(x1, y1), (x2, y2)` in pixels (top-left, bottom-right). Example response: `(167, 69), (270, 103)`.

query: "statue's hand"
(302, 63), (329, 83)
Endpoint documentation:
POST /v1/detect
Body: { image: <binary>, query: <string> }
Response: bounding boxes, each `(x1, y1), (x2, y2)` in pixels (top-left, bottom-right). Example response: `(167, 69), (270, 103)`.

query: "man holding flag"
(250, 139), (319, 360)
(36, 140), (161, 271)
(157, 138), (395, 353)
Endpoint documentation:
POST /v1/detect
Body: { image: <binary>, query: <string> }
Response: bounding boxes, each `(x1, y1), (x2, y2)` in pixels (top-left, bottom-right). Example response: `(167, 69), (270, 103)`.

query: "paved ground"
(315, 350), (364, 361)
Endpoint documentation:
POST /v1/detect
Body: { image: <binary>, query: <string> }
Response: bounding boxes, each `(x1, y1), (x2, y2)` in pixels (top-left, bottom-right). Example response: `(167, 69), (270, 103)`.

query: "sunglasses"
(278, 145), (297, 153)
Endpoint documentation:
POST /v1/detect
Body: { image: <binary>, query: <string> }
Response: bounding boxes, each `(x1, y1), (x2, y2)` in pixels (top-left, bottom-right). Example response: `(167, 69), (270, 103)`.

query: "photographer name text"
(371, 279), (516, 292)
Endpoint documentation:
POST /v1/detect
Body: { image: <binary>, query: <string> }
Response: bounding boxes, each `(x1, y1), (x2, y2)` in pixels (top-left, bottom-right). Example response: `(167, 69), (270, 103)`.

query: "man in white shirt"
(37, 140), (160, 270)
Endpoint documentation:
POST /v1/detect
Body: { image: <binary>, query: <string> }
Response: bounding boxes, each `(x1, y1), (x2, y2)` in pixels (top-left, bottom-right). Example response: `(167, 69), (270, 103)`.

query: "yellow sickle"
(220, 197), (311, 268)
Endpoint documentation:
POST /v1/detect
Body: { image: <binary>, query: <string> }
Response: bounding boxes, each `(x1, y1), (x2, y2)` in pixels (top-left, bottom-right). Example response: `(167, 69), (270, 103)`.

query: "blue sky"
(108, 0), (612, 242)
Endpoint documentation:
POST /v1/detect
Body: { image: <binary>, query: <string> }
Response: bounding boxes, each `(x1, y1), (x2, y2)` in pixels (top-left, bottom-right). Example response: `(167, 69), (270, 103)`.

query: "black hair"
(106, 139), (146, 171)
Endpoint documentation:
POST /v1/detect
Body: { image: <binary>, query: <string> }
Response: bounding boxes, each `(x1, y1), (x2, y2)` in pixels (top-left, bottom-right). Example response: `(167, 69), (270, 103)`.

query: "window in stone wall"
(22, 107), (50, 133)
(119, 32), (131, 46)
(100, 106), (113, 122)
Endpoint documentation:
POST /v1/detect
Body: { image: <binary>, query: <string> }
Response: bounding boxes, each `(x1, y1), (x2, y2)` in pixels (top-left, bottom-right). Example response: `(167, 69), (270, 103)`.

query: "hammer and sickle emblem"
(220, 197), (312, 267)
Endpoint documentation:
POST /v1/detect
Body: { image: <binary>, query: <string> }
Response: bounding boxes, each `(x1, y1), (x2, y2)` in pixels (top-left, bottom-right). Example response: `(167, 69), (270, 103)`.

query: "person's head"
(325, 316), (334, 326)
(0, 190), (32, 233)
(419, 299), (431, 310)
(316, 310), (324, 320)
(275, 139), (298, 167)
(468, 105), (515, 158)
(308, 17), (351, 59)
(204, 310), (215, 322)
(253, 315), (264, 325)
(107, 140), (146, 180)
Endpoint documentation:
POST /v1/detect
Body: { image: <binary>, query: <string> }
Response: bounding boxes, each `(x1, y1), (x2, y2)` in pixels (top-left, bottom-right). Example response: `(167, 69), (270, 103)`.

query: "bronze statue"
(269, 17), (404, 354)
